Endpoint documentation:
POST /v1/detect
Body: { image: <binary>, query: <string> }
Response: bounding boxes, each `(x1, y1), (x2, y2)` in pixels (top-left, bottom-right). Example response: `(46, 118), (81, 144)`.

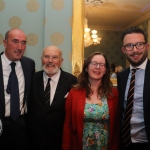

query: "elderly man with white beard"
(29, 46), (77, 150)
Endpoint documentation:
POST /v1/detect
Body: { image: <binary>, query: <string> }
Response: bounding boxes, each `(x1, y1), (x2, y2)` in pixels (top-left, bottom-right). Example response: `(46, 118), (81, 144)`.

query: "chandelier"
(84, 18), (102, 47)
(85, 0), (108, 6)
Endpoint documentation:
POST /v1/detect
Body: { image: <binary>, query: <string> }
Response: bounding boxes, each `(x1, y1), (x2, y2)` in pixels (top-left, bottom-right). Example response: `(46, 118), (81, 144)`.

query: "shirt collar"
(130, 58), (148, 70)
(1, 52), (20, 67)
(43, 69), (61, 83)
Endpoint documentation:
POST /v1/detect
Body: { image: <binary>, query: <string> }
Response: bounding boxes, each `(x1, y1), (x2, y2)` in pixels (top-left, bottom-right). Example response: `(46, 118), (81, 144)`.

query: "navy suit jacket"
(0, 52), (35, 118)
(117, 59), (150, 147)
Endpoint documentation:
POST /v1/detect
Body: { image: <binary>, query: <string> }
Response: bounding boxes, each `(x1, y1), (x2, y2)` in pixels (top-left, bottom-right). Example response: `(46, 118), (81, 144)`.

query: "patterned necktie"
(6, 62), (20, 121)
(122, 68), (137, 148)
(44, 78), (51, 109)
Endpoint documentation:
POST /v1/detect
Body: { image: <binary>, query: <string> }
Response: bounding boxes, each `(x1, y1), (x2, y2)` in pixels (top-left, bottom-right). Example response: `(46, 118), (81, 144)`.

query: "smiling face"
(121, 33), (149, 67)
(41, 46), (63, 77)
(3, 29), (27, 61)
(86, 55), (106, 82)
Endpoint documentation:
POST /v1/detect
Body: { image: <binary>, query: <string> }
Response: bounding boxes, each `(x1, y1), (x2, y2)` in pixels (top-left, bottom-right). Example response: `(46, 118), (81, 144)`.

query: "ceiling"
(85, 0), (150, 31)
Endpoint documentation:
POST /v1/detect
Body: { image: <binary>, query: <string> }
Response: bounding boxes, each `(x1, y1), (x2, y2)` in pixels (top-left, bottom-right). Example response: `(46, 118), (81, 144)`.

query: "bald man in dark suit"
(0, 29), (35, 150)
(29, 46), (77, 150)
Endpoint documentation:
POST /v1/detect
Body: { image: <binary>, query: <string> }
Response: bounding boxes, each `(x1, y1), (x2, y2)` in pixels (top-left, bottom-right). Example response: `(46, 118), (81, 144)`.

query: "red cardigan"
(62, 88), (120, 150)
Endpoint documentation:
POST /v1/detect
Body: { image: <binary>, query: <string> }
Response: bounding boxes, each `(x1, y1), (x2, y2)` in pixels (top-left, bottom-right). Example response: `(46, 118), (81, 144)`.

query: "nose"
(96, 64), (100, 68)
(132, 45), (138, 51)
(17, 42), (22, 50)
(48, 57), (54, 62)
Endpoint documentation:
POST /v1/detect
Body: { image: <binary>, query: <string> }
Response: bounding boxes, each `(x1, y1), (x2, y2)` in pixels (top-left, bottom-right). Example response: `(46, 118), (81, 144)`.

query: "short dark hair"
(4, 28), (24, 40)
(122, 27), (147, 42)
(5, 30), (10, 40)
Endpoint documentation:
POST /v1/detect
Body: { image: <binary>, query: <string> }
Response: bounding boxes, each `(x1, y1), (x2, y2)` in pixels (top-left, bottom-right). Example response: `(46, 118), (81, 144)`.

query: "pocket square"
(64, 92), (69, 98)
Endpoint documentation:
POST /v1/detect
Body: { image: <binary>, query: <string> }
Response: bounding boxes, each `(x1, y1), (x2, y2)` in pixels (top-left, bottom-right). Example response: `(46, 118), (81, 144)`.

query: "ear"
(121, 47), (126, 53)
(61, 58), (64, 63)
(3, 40), (7, 48)
(145, 43), (149, 51)
(60, 58), (64, 66)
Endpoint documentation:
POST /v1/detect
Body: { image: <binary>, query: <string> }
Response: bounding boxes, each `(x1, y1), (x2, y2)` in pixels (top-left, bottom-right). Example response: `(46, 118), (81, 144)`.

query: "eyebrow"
(12, 39), (27, 43)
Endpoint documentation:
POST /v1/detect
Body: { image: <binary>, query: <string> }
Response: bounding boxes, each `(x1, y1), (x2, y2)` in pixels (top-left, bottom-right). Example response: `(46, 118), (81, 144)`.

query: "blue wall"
(0, 0), (73, 72)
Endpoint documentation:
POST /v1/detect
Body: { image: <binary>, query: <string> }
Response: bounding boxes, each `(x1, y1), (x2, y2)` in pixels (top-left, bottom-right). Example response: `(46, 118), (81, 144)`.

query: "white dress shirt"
(1, 53), (26, 116)
(43, 69), (61, 105)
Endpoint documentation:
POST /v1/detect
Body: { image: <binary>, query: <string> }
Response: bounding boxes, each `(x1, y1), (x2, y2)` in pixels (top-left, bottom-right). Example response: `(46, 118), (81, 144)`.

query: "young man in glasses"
(117, 27), (150, 150)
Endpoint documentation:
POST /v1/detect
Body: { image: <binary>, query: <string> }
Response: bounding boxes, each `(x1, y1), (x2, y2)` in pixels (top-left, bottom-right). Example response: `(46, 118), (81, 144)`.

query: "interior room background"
(0, 0), (73, 72)
(0, 0), (150, 73)
(85, 20), (148, 69)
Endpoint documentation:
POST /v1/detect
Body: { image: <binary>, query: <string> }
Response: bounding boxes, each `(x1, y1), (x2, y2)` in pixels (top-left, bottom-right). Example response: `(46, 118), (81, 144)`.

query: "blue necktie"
(6, 62), (20, 121)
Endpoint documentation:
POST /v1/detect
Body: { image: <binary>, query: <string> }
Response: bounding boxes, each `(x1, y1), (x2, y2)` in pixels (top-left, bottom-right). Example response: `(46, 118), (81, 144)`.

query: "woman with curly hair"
(62, 52), (120, 150)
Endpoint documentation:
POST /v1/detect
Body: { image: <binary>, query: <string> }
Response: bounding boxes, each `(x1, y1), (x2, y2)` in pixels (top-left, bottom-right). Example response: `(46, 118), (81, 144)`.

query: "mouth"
(46, 63), (55, 67)
(131, 53), (141, 59)
(93, 70), (100, 74)
(14, 50), (22, 54)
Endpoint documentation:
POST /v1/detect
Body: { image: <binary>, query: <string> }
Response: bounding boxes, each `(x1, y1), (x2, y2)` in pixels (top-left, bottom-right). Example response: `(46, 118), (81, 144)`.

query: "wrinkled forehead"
(43, 48), (62, 57)
(8, 29), (26, 40)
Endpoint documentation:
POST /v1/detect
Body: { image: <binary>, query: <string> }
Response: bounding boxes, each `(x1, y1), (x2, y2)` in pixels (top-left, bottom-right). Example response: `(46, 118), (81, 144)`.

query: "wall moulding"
(72, 0), (84, 77)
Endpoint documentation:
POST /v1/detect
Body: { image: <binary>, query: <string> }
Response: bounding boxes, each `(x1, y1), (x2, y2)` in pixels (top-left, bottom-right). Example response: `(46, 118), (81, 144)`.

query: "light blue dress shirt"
(124, 58), (148, 143)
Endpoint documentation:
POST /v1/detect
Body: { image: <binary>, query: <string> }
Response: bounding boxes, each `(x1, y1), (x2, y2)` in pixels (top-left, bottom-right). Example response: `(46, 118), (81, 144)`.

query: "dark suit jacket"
(117, 59), (150, 147)
(62, 88), (120, 150)
(29, 70), (77, 148)
(0, 52), (35, 118)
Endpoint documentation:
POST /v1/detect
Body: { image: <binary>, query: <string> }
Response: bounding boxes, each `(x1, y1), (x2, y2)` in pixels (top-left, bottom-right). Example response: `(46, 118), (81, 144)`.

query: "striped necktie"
(44, 78), (51, 109)
(122, 68), (137, 148)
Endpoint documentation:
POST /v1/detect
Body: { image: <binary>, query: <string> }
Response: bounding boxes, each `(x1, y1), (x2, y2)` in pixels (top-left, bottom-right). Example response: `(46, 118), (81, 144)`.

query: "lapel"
(0, 52), (5, 115)
(35, 71), (45, 101)
(143, 60), (150, 112)
(118, 68), (130, 115)
(20, 57), (30, 109)
(32, 71), (47, 111)
(50, 70), (70, 107)
(20, 57), (29, 93)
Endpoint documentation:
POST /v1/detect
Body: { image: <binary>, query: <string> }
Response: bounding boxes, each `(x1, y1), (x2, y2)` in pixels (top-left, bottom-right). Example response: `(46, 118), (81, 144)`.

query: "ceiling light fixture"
(84, 18), (102, 47)
(85, 0), (108, 7)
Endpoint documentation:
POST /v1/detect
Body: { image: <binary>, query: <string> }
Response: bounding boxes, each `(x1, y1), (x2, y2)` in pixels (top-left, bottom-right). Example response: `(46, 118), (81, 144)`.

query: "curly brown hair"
(74, 52), (112, 99)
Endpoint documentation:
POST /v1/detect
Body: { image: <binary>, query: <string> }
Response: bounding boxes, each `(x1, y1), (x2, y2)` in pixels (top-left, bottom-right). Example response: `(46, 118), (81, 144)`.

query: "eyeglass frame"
(122, 42), (147, 51)
(42, 55), (62, 61)
(89, 61), (106, 68)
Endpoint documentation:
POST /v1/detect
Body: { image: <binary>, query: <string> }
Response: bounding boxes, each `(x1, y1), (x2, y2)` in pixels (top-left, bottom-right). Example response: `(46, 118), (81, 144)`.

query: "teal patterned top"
(83, 97), (109, 150)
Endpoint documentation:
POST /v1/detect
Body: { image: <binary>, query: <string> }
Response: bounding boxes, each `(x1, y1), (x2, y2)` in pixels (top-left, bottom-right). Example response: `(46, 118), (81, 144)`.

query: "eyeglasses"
(42, 55), (60, 61)
(123, 42), (147, 51)
(90, 61), (106, 68)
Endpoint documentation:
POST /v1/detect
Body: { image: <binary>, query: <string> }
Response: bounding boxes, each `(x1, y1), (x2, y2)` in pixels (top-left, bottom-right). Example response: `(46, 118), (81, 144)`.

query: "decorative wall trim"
(72, 0), (84, 76)
(90, 10), (150, 31)
(125, 10), (150, 29)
